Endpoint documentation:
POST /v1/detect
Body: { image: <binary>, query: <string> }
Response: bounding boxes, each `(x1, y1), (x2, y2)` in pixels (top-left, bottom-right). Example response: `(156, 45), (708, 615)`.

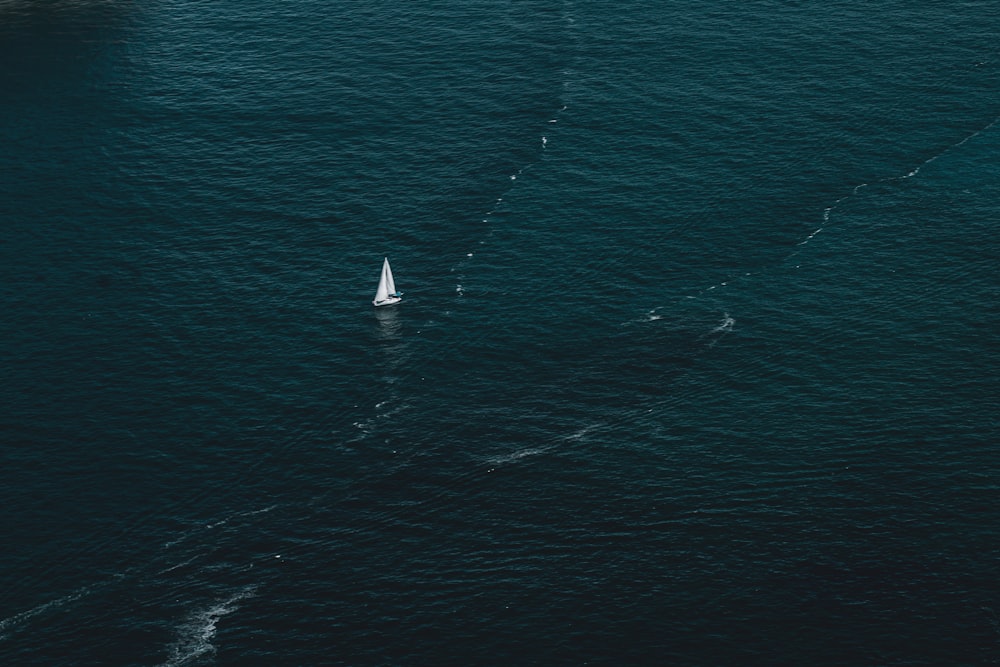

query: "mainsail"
(373, 257), (401, 307)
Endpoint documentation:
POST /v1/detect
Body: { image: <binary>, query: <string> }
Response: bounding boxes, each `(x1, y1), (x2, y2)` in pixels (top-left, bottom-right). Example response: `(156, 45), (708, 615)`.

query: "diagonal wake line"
(684, 111), (1000, 301)
(451, 100), (571, 293)
(805, 112), (1000, 246)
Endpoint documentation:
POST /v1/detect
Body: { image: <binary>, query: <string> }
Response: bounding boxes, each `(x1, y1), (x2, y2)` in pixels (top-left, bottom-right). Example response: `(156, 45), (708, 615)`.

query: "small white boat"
(372, 257), (402, 307)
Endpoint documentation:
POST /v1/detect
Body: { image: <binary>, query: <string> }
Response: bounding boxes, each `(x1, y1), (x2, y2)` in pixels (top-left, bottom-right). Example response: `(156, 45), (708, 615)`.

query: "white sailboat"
(372, 257), (402, 307)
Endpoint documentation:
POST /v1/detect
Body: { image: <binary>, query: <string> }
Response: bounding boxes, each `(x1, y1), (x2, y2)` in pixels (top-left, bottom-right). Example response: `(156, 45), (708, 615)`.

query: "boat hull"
(372, 296), (402, 307)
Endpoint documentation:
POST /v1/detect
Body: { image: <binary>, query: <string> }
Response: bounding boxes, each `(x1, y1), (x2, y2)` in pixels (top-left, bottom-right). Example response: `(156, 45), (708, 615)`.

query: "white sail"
(384, 258), (397, 296)
(372, 257), (401, 306)
(374, 259), (390, 302)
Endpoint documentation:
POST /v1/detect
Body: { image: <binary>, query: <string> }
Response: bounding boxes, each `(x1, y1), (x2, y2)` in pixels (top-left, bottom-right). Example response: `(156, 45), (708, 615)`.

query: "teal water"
(1, 1), (999, 664)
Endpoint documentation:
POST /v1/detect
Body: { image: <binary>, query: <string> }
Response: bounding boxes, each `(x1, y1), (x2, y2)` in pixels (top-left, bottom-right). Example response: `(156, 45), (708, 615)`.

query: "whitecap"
(641, 309), (663, 322)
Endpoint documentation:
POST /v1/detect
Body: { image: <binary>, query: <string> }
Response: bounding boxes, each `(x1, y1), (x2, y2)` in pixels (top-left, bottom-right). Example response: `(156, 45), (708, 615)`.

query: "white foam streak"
(486, 446), (551, 467)
(205, 504), (278, 530)
(698, 313), (735, 349)
(0, 583), (100, 641)
(811, 113), (999, 246)
(156, 554), (202, 576)
(452, 51), (572, 273)
(565, 425), (596, 441)
(160, 586), (256, 667)
(162, 505), (280, 551)
(711, 313), (735, 334)
(798, 227), (823, 245)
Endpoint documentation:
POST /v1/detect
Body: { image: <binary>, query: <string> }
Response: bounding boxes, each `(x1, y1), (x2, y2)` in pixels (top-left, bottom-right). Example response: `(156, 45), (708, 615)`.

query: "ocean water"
(1, 1), (999, 664)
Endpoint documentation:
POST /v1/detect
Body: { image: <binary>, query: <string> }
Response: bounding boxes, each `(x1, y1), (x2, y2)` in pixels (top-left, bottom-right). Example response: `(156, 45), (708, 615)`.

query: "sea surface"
(2, 1), (999, 664)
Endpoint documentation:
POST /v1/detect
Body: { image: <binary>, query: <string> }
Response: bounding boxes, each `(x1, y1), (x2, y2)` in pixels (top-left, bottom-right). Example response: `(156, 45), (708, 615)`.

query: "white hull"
(372, 295), (402, 307)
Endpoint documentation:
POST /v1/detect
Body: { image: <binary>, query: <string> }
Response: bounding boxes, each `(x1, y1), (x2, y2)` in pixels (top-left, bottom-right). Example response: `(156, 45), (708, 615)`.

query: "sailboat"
(372, 257), (402, 307)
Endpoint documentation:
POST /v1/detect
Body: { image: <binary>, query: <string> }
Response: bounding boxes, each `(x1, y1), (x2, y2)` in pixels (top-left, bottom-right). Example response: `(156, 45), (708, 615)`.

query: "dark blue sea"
(2, 1), (999, 664)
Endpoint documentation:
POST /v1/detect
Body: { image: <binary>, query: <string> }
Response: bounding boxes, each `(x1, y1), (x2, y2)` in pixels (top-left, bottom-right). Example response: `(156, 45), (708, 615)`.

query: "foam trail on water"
(452, 3), (577, 292)
(711, 313), (735, 334)
(805, 113), (1000, 246)
(690, 113), (1000, 297)
(160, 585), (257, 667)
(485, 446), (553, 469)
(565, 424), (598, 442)
(1, 502), (277, 643)
(697, 312), (735, 349)
(156, 554), (202, 576)
(164, 504), (279, 549)
(205, 504), (278, 530)
(451, 137), (558, 289)
(0, 582), (111, 641)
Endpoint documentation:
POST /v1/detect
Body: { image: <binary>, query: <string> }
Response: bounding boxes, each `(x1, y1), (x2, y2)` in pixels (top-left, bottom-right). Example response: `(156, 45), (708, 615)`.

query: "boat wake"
(0, 580), (115, 642)
(161, 504), (281, 550)
(203, 504), (278, 531)
(451, 5), (577, 296)
(0, 498), (282, 648)
(485, 446), (553, 470)
(807, 112), (1000, 247)
(686, 111), (1000, 301)
(159, 585), (257, 667)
